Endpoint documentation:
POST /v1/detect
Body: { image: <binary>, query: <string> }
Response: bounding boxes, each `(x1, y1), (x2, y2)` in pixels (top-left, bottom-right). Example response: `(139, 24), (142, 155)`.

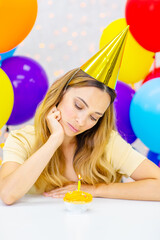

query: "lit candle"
(77, 174), (81, 191)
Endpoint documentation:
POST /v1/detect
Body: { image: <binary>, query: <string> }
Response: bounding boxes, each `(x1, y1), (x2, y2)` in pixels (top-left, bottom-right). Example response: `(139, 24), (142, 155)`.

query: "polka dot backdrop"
(1, 0), (160, 166)
(16, 0), (128, 81)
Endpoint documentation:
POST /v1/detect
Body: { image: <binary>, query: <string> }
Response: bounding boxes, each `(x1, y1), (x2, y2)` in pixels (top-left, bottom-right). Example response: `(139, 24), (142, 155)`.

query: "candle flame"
(78, 174), (81, 180)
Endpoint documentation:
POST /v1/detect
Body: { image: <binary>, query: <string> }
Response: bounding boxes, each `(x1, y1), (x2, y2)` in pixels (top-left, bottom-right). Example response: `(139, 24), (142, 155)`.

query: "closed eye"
(75, 102), (98, 122)
(75, 103), (82, 110)
(90, 116), (97, 121)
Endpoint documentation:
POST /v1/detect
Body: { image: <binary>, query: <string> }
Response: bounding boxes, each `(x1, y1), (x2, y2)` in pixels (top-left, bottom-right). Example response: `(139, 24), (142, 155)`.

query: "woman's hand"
(43, 183), (98, 198)
(46, 106), (64, 145)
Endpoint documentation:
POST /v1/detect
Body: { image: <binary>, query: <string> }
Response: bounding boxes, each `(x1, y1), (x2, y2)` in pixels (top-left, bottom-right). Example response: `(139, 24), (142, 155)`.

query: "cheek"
(85, 120), (97, 131)
(61, 102), (75, 119)
(89, 122), (97, 129)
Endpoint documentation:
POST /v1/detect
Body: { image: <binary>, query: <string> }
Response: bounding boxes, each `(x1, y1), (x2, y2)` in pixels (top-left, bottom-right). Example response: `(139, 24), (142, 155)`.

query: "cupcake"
(63, 190), (93, 212)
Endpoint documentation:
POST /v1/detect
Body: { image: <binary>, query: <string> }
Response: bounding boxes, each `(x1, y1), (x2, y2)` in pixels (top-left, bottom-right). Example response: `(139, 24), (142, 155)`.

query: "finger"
(51, 194), (65, 198)
(47, 186), (68, 194)
(48, 108), (61, 120)
(48, 106), (57, 115)
(55, 112), (61, 121)
(44, 192), (65, 198)
(52, 110), (60, 117)
(43, 193), (52, 197)
(45, 188), (63, 194)
(47, 188), (72, 198)
(51, 189), (67, 196)
(52, 112), (61, 121)
(44, 184), (76, 195)
(44, 189), (65, 196)
(47, 111), (61, 122)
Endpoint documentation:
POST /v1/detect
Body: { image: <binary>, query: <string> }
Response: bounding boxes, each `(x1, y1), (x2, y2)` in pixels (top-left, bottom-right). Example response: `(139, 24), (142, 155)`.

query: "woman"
(0, 28), (160, 205)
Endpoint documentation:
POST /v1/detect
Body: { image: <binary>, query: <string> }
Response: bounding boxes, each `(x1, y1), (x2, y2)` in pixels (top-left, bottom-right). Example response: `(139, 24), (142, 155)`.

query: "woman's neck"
(61, 135), (77, 149)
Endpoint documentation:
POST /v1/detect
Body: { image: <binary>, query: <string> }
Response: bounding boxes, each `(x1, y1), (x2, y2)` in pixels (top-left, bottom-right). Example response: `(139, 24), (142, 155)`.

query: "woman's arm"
(43, 159), (160, 201)
(0, 107), (64, 205)
(0, 134), (60, 205)
(95, 178), (160, 201)
(96, 158), (160, 201)
(42, 179), (160, 201)
(43, 178), (160, 201)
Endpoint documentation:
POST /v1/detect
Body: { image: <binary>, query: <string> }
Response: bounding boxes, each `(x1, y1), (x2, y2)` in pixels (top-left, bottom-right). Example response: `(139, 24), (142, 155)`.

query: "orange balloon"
(0, 0), (38, 53)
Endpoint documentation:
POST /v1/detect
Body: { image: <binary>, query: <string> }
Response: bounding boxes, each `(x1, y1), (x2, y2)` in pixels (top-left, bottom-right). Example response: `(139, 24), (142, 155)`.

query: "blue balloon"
(130, 78), (160, 153)
(147, 150), (160, 166)
(0, 48), (17, 66)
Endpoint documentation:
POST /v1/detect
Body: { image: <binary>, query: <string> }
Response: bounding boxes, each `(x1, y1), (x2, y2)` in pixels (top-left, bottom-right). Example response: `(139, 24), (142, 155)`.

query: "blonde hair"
(33, 68), (122, 193)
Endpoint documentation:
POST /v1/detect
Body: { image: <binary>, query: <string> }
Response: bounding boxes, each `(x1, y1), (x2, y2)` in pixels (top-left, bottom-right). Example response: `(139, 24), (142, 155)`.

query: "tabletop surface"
(0, 194), (160, 240)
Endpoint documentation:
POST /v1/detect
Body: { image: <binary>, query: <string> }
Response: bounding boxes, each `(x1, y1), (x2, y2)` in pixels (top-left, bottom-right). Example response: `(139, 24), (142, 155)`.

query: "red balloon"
(142, 67), (160, 85)
(125, 0), (160, 52)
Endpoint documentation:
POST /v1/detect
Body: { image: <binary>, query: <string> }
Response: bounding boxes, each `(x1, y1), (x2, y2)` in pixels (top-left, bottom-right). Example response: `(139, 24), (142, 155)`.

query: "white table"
(0, 194), (160, 240)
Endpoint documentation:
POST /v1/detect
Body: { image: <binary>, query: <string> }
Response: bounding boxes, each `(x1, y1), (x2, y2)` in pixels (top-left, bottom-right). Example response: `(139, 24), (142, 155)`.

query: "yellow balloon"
(0, 68), (14, 129)
(99, 18), (155, 84)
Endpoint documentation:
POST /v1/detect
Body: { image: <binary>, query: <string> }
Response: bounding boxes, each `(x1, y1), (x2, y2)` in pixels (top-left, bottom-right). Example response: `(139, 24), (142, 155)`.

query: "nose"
(76, 113), (87, 127)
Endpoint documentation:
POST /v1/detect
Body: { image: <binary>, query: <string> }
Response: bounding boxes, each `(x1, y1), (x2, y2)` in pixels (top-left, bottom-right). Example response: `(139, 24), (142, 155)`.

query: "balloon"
(0, 0), (38, 53)
(99, 18), (154, 84)
(1, 56), (49, 125)
(125, 0), (160, 52)
(114, 81), (136, 144)
(147, 151), (160, 166)
(0, 68), (14, 129)
(142, 67), (160, 85)
(130, 78), (160, 153)
(0, 48), (17, 66)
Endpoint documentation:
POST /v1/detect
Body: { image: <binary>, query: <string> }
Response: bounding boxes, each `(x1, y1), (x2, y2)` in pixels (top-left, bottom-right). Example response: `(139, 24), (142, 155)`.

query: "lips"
(67, 123), (79, 132)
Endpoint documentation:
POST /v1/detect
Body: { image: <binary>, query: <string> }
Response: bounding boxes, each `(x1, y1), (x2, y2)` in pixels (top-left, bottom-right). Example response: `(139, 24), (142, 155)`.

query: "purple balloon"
(1, 56), (49, 125)
(114, 81), (137, 144)
(147, 150), (160, 166)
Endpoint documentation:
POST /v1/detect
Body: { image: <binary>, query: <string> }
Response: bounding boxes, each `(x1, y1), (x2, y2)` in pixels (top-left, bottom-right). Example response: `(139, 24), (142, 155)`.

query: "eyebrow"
(76, 97), (103, 116)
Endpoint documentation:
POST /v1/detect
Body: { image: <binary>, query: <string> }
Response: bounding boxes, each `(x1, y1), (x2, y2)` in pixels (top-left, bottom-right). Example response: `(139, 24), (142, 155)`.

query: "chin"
(64, 127), (79, 136)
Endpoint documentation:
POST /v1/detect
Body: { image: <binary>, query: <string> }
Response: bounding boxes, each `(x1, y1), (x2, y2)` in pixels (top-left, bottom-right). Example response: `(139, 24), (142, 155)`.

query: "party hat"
(80, 26), (129, 89)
